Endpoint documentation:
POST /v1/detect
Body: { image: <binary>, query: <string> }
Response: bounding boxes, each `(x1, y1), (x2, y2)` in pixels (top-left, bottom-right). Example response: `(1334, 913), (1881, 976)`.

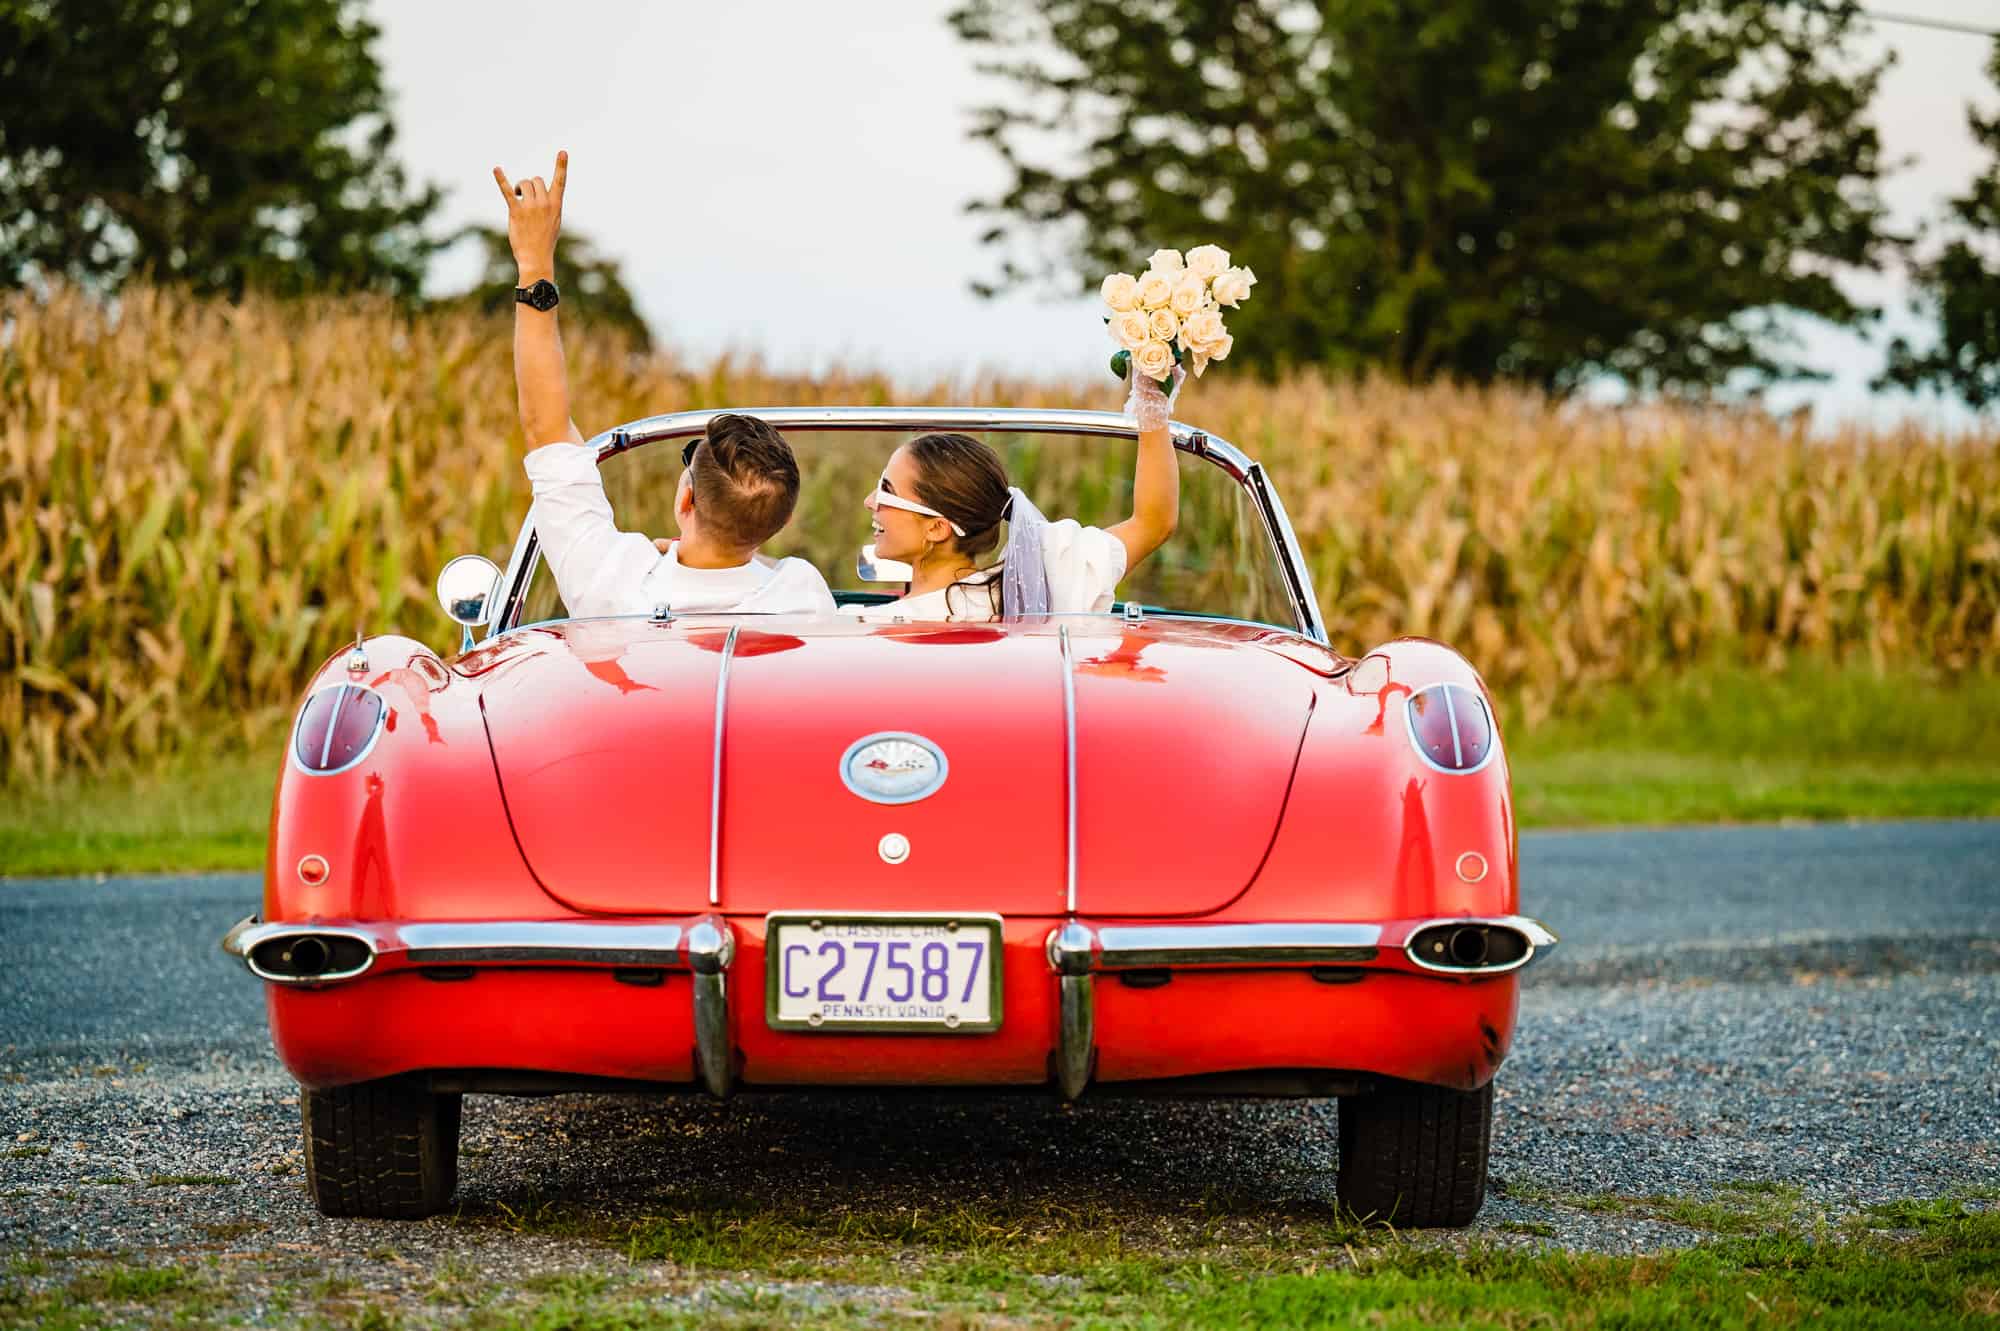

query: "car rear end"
(231, 619), (1552, 1225)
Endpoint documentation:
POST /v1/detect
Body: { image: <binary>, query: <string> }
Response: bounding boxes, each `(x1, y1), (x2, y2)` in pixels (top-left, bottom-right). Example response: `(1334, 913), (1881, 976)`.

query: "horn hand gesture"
(493, 150), (568, 283)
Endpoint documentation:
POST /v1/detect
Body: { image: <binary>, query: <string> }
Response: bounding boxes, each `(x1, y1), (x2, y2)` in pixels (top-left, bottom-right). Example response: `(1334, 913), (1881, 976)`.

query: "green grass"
(1501, 1181), (1810, 1235)
(1507, 658), (2000, 827)
(2, 1198), (1994, 1329)
(468, 1199), (2000, 1329)
(0, 746), (275, 876)
(2, 660), (1994, 876)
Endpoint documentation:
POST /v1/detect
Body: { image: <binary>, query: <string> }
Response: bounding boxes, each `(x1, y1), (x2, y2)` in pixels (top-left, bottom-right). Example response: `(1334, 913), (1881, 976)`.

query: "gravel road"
(2, 820), (1996, 1309)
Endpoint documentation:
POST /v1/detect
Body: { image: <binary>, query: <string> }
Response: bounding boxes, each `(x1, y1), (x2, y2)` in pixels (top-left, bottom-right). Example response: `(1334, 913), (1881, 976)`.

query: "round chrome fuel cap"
(841, 732), (949, 805)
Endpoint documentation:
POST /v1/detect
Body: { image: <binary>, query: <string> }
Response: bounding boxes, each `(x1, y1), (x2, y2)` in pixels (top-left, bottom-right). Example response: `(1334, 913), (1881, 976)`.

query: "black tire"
(301, 1078), (461, 1219)
(1336, 1078), (1492, 1227)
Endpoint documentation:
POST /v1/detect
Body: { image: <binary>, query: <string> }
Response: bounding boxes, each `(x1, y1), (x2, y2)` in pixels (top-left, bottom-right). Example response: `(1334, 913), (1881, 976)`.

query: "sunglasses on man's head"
(866, 473), (967, 537)
(681, 438), (701, 468)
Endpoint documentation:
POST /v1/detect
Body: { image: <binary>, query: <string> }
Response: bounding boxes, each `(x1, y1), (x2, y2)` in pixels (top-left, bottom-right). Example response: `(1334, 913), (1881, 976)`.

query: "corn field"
(4, 285), (1998, 782)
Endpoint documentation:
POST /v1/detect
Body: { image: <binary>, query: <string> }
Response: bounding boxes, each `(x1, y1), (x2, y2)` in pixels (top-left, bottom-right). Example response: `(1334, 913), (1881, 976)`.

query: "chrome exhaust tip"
(244, 930), (374, 983)
(1407, 920), (1543, 974)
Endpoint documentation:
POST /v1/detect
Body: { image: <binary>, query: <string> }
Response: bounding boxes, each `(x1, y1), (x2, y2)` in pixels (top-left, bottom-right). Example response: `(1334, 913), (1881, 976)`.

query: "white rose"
(1147, 308), (1180, 342)
(1147, 248), (1185, 275)
(1207, 331), (1234, 362)
(1169, 273), (1208, 317)
(1108, 309), (1151, 349)
(1133, 339), (1175, 380)
(1185, 244), (1230, 279)
(1212, 265), (1257, 308)
(1100, 272), (1139, 312)
(1179, 308), (1227, 352)
(1185, 345), (1212, 377)
(1135, 270), (1175, 309)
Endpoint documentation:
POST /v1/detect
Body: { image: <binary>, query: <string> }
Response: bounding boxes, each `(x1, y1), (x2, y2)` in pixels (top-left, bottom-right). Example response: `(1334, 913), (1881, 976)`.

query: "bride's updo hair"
(907, 433), (1010, 560)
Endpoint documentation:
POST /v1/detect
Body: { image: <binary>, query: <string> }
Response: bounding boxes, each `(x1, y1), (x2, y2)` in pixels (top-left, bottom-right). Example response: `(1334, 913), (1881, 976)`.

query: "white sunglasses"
(865, 475), (966, 537)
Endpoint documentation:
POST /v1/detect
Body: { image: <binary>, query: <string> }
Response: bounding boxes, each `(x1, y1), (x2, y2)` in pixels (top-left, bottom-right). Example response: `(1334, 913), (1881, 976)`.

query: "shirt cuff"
(522, 441), (601, 487)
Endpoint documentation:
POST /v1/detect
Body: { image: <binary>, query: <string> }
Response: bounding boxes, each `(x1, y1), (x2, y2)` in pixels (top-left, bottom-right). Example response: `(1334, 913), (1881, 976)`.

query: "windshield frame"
(488, 406), (1326, 644)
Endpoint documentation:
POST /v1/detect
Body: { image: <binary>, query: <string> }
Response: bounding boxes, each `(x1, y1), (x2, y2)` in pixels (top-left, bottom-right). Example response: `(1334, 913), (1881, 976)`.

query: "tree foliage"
(1877, 42), (2000, 409)
(950, 0), (1898, 394)
(0, 0), (439, 297)
(446, 225), (655, 351)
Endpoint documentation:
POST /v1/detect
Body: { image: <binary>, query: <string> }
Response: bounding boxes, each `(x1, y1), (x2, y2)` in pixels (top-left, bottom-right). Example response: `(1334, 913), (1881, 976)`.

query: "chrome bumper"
(222, 914), (737, 1098)
(224, 911), (1554, 1104)
(1042, 915), (1558, 1099)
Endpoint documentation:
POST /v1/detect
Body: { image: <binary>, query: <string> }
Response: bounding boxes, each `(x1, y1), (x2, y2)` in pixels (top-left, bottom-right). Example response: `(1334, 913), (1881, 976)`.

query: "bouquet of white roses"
(1101, 245), (1256, 389)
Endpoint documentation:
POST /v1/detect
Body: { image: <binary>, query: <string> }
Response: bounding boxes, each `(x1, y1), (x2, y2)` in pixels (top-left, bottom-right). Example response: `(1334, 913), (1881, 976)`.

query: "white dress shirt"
(839, 519), (1128, 621)
(523, 442), (836, 618)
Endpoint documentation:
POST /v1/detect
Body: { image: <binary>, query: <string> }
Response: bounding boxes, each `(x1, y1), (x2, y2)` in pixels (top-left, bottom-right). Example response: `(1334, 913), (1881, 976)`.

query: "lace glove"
(1124, 361), (1187, 432)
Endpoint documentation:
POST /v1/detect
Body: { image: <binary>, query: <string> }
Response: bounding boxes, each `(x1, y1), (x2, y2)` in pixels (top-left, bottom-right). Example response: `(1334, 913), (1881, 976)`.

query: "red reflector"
(1406, 683), (1494, 773)
(292, 685), (385, 773)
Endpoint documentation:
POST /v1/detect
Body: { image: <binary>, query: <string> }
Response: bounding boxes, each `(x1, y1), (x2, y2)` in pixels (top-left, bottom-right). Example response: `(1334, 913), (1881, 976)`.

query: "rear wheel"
(1335, 1078), (1492, 1227)
(301, 1078), (461, 1218)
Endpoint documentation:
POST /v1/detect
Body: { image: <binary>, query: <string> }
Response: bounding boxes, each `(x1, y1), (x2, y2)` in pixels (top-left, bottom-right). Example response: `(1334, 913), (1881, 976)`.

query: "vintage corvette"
(223, 405), (1556, 1226)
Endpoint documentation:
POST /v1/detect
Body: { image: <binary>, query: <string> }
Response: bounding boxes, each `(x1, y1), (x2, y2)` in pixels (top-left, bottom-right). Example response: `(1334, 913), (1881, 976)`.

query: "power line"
(1859, 8), (2000, 37)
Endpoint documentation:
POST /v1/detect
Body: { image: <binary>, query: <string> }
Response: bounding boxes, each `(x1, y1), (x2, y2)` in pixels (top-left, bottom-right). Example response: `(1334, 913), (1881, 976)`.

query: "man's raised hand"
(492, 150), (569, 284)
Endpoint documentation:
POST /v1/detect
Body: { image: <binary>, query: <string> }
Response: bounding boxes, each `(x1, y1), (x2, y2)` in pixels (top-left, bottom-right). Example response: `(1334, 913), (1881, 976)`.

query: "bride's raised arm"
(1104, 366), (1184, 572)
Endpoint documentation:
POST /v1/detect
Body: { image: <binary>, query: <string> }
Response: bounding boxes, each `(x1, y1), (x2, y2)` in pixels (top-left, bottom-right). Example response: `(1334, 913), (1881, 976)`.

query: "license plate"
(765, 913), (1003, 1033)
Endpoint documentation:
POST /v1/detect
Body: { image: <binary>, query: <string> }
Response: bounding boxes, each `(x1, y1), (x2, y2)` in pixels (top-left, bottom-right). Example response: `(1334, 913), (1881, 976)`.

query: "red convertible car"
(224, 406), (1554, 1226)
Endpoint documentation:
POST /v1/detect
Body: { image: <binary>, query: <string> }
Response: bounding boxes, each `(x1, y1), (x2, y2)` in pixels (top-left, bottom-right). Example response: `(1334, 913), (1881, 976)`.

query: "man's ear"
(675, 473), (695, 519)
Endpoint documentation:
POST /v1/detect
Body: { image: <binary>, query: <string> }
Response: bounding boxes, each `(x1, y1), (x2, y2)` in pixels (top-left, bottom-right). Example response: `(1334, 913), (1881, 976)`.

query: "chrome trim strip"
(1404, 683), (1501, 777)
(397, 921), (688, 966)
(1059, 624), (1078, 914)
(709, 624), (740, 907)
(1403, 916), (1559, 976)
(489, 408), (1324, 643)
(1095, 922), (1383, 968)
(1441, 683), (1464, 768)
(318, 684), (350, 769)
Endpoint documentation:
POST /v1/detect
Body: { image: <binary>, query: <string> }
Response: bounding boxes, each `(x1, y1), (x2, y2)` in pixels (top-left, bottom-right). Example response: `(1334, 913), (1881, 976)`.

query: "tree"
(950, 0), (1898, 394)
(0, 0), (439, 298)
(1877, 42), (2000, 409)
(445, 225), (655, 351)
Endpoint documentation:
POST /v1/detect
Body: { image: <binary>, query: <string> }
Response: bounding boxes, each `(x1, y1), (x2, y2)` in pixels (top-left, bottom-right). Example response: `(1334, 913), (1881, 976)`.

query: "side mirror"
(435, 555), (501, 651)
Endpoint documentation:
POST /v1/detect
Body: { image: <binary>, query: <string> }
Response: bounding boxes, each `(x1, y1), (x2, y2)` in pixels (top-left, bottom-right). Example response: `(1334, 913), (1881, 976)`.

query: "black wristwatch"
(514, 279), (560, 312)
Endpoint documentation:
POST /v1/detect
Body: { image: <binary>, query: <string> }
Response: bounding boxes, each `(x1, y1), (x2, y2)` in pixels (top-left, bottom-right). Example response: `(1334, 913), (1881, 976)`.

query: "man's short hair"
(688, 413), (800, 548)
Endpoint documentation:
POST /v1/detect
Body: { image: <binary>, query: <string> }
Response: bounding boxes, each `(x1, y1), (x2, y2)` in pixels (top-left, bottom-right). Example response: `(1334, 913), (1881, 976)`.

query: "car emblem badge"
(841, 732), (949, 805)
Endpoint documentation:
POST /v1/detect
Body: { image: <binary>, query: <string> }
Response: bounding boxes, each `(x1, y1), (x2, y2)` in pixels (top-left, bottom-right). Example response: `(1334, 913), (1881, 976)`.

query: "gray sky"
(375, 1), (2000, 425)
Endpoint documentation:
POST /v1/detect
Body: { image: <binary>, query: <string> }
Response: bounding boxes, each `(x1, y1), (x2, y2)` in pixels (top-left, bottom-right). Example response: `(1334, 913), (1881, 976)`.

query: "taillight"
(1405, 683), (1495, 773)
(292, 684), (386, 775)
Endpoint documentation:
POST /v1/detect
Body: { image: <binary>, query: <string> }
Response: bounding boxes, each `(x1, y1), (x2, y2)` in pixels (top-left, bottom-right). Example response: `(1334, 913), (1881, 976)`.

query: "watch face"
(521, 280), (559, 311)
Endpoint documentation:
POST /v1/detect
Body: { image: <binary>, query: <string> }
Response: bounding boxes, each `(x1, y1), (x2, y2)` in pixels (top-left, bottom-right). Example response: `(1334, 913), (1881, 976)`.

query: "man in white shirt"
(496, 151), (835, 619)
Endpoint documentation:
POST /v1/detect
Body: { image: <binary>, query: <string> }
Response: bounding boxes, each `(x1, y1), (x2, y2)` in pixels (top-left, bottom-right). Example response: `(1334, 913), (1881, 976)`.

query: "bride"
(841, 369), (1186, 621)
